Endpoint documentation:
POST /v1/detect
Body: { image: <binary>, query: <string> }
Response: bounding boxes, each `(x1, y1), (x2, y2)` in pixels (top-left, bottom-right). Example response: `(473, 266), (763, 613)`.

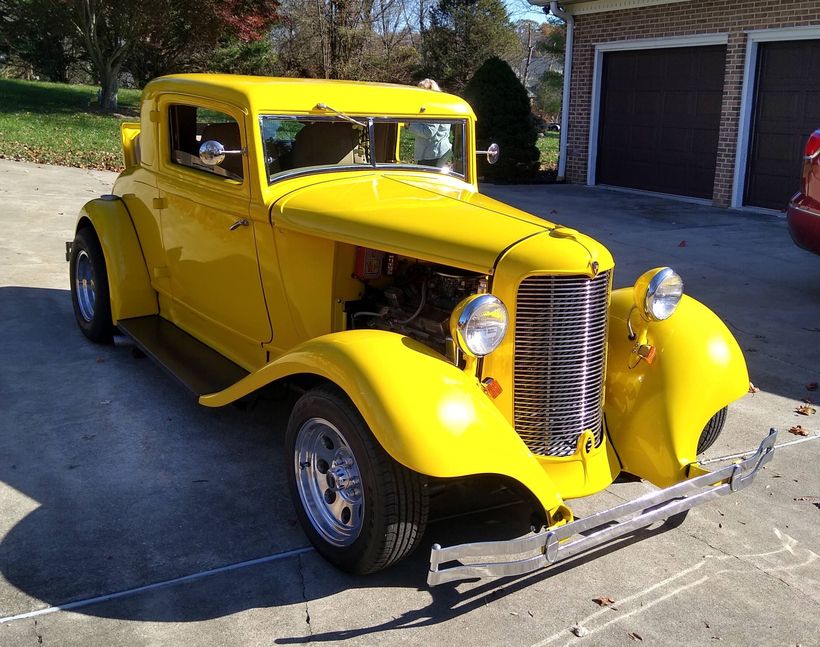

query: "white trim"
(562, 0), (688, 15)
(587, 33), (729, 188)
(594, 33), (728, 52)
(731, 26), (820, 209)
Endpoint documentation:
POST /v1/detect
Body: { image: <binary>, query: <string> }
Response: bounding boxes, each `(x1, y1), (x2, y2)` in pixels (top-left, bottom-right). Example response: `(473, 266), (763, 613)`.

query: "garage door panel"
(745, 39), (820, 210)
(758, 92), (801, 121)
(597, 45), (726, 199)
(693, 130), (719, 155)
(696, 93), (723, 118)
(659, 127), (693, 153)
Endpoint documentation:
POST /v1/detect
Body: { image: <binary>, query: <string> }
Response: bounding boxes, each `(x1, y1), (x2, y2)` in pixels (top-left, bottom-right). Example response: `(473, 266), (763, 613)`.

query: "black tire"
(285, 385), (429, 574)
(69, 227), (113, 343)
(697, 407), (728, 454)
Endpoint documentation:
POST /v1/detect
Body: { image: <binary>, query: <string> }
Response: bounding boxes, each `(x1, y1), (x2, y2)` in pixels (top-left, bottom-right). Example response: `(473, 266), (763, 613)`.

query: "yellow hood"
(271, 173), (554, 274)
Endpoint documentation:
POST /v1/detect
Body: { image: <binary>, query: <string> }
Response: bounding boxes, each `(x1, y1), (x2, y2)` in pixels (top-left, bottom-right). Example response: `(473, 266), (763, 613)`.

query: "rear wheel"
(69, 228), (113, 343)
(285, 385), (429, 574)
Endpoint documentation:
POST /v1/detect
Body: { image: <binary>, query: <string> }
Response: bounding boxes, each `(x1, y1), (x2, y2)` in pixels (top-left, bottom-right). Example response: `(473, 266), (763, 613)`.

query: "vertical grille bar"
(513, 272), (610, 457)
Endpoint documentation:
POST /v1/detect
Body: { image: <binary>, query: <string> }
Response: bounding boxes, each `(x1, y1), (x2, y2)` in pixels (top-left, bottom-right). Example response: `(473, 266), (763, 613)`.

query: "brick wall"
(566, 0), (820, 207)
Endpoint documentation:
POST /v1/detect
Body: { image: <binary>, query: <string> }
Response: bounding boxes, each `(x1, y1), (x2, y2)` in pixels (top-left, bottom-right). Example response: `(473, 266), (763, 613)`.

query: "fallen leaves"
(570, 625), (589, 637)
(795, 404), (816, 416)
(807, 382), (818, 392)
(788, 425), (809, 436)
(592, 596), (617, 608)
(628, 632), (643, 642)
(748, 382), (760, 393)
(678, 240), (687, 247)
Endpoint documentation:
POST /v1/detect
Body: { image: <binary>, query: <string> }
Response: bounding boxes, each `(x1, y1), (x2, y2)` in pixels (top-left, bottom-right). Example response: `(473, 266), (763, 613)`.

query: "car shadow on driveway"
(0, 285), (736, 633)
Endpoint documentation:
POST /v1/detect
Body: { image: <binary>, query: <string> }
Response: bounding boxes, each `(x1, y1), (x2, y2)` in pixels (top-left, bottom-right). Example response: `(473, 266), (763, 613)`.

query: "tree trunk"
(98, 65), (119, 111)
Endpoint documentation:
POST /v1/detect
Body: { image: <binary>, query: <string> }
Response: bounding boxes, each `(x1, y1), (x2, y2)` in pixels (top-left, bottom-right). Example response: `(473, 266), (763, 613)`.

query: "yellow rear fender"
(76, 198), (158, 323)
(605, 289), (749, 487)
(120, 121), (141, 169)
(201, 330), (570, 520)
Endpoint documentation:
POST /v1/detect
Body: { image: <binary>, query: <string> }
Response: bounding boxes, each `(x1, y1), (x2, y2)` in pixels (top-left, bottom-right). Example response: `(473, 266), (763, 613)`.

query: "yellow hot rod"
(67, 74), (775, 585)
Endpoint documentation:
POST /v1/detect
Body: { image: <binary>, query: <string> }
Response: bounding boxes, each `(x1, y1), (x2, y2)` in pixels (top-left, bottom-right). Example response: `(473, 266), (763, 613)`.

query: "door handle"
(229, 219), (249, 231)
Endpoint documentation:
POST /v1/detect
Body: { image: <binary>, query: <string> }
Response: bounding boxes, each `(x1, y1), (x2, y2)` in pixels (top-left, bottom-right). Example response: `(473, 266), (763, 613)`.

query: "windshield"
(260, 116), (466, 183)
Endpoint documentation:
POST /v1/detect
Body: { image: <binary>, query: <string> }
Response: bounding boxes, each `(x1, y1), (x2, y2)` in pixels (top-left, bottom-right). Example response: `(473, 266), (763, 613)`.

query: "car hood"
(270, 173), (555, 274)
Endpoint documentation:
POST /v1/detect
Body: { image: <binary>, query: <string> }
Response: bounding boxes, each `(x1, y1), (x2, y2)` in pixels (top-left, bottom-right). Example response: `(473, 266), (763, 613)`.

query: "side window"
(168, 104), (244, 181)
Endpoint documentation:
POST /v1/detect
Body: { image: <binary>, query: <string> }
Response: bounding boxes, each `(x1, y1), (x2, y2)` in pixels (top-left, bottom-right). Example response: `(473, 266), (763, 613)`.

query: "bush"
(462, 56), (540, 182)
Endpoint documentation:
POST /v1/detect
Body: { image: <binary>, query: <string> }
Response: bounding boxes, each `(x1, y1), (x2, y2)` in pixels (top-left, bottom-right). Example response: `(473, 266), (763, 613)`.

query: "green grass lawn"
(536, 132), (560, 170)
(0, 79), (142, 171)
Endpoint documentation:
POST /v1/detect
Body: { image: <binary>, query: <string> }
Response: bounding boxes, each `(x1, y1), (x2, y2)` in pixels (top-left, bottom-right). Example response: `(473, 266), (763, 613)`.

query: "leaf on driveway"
(570, 625), (589, 637)
(678, 240), (687, 247)
(795, 405), (816, 416)
(628, 632), (643, 642)
(592, 596), (616, 607)
(807, 382), (818, 392)
(748, 382), (760, 393)
(788, 425), (809, 436)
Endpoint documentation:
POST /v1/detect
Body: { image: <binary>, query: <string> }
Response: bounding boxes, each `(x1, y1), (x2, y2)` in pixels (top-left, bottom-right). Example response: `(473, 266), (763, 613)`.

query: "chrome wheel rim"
(75, 249), (96, 322)
(294, 417), (364, 547)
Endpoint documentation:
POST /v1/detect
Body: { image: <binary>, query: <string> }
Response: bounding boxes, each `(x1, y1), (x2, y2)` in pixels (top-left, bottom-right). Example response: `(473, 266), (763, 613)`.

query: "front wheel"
(285, 386), (429, 574)
(69, 227), (113, 343)
(697, 407), (728, 454)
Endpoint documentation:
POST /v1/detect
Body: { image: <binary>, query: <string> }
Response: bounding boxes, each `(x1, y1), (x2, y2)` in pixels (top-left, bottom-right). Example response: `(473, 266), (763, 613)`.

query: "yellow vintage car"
(67, 74), (776, 585)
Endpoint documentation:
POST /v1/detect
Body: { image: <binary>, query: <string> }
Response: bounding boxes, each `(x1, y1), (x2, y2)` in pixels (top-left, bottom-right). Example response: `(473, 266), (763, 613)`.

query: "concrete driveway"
(1, 159), (818, 646)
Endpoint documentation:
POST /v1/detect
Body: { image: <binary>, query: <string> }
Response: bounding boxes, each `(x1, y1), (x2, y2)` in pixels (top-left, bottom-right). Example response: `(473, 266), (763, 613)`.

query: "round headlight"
(635, 267), (683, 321)
(451, 294), (508, 357)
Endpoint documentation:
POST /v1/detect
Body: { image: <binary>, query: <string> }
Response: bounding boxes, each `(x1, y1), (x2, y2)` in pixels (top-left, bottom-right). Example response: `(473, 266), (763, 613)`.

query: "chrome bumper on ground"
(428, 429), (778, 587)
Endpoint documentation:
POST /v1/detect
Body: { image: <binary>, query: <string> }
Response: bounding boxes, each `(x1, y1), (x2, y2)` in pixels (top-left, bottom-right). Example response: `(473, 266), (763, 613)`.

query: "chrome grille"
(513, 272), (610, 457)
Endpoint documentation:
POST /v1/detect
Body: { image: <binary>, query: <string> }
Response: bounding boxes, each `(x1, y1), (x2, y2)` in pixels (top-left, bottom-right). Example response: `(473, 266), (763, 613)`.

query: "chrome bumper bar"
(428, 429), (777, 587)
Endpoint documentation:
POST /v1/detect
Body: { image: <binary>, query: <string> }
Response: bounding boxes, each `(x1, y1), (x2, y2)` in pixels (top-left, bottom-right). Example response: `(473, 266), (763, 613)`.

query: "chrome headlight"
(451, 294), (508, 357)
(634, 267), (683, 321)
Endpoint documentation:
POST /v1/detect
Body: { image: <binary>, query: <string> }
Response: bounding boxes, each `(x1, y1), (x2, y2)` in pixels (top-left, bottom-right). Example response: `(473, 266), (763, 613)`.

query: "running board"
(117, 316), (249, 397)
(428, 429), (778, 586)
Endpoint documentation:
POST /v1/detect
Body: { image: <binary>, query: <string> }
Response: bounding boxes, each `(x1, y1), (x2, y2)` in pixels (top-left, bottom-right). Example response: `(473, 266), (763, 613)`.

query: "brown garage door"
(744, 39), (820, 210)
(596, 45), (726, 199)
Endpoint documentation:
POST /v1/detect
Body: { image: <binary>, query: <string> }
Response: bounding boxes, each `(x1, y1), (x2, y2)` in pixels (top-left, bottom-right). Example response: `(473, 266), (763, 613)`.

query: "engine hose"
(396, 280), (427, 325)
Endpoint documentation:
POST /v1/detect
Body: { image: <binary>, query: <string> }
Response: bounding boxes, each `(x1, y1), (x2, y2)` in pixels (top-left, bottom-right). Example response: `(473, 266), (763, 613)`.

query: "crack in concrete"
(297, 553), (313, 638)
(681, 526), (820, 609)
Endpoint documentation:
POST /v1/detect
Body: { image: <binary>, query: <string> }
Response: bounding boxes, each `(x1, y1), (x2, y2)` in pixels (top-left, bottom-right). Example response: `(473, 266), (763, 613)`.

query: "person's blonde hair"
(418, 78), (442, 92)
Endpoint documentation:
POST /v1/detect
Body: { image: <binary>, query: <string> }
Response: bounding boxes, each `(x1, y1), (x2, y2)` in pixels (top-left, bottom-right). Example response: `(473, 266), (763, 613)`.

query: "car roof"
(143, 74), (475, 119)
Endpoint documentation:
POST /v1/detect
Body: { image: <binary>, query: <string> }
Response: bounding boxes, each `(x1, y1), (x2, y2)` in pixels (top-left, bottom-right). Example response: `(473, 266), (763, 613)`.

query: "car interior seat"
(291, 122), (361, 168)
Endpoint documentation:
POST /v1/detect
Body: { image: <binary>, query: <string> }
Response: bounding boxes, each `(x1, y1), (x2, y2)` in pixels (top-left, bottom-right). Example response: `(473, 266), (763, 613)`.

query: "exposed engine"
(348, 247), (487, 358)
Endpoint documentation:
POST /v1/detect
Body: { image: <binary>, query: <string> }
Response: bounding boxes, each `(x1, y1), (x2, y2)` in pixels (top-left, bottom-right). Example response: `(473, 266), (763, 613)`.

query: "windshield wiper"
(315, 103), (376, 168)
(314, 103), (367, 128)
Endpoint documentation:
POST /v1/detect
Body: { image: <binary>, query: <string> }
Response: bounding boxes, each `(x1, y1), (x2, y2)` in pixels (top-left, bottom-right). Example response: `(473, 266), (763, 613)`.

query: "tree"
(534, 69), (562, 120)
(419, 0), (517, 94)
(272, 0), (421, 82)
(463, 56), (539, 182)
(62, 0), (279, 110)
(0, 0), (77, 82)
(64, 0), (150, 110)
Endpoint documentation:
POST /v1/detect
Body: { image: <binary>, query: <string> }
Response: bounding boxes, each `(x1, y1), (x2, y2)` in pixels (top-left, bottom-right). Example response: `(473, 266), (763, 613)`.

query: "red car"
(787, 129), (820, 256)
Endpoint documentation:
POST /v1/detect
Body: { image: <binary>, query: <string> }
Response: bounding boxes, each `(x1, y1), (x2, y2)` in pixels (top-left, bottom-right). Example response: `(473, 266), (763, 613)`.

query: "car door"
(154, 96), (272, 367)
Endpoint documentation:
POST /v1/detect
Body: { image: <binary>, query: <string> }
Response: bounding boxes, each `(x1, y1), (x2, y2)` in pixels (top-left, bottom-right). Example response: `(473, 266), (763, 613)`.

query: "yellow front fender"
(76, 198), (157, 323)
(605, 289), (749, 487)
(201, 330), (569, 519)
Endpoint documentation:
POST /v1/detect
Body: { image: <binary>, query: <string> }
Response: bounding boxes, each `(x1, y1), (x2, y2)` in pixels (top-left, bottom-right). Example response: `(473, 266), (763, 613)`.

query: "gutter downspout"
(528, 1), (574, 181)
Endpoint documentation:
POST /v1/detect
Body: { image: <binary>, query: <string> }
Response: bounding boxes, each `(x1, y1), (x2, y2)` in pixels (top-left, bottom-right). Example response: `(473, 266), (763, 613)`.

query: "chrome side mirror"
(198, 140), (244, 166)
(199, 140), (226, 166)
(476, 143), (500, 165)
